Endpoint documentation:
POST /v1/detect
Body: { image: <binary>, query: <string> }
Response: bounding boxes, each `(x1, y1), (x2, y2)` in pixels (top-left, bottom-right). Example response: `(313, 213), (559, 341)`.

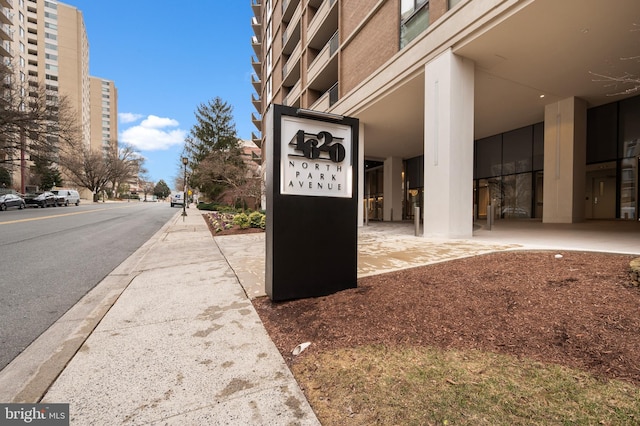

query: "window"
(266, 75), (272, 104)
(45, 32), (57, 41)
(266, 47), (272, 77)
(400, 0), (429, 48)
(19, 12), (24, 23)
(401, 0), (428, 19)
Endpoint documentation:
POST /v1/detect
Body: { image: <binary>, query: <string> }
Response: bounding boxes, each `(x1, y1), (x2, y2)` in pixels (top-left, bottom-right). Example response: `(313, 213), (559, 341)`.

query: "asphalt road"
(0, 201), (179, 370)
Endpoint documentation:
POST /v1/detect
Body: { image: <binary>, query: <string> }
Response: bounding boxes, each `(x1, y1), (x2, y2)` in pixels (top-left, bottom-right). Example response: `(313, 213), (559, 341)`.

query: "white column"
(383, 156), (403, 221)
(358, 122), (365, 227)
(423, 48), (475, 238)
(543, 97), (587, 223)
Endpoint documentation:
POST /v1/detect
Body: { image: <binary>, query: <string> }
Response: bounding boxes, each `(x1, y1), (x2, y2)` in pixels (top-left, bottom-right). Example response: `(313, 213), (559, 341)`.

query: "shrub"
(259, 214), (266, 230)
(197, 202), (217, 211)
(248, 211), (264, 229)
(233, 212), (251, 229)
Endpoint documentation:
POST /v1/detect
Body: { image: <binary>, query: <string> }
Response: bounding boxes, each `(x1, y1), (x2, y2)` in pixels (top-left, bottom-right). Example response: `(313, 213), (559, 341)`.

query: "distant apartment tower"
(5, 0), (90, 191)
(252, 0), (640, 236)
(4, 0), (120, 193)
(57, 1), (90, 148)
(89, 76), (118, 152)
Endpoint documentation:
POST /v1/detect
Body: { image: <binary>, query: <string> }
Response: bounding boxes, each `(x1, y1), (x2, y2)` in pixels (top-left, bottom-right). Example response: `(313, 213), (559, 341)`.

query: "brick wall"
(429, 0), (449, 24)
(340, 0), (399, 96)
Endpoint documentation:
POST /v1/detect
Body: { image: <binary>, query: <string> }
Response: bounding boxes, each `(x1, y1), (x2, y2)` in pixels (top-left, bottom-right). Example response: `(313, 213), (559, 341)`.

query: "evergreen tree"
(153, 179), (171, 199)
(183, 97), (245, 201)
(183, 97), (238, 165)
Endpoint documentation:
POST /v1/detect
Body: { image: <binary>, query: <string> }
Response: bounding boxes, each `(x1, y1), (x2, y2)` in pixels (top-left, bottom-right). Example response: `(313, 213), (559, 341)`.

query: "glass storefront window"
(620, 157), (637, 220)
(475, 135), (502, 178)
(503, 126), (532, 174)
(364, 163), (384, 221)
(502, 173), (532, 218)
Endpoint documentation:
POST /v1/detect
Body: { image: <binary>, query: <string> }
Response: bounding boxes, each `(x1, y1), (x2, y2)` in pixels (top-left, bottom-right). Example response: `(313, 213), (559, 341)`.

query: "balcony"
(307, 0), (338, 50)
(282, 40), (302, 85)
(251, 132), (262, 149)
(251, 0), (261, 17)
(251, 55), (261, 74)
(0, 9), (11, 26)
(251, 112), (262, 132)
(282, 0), (300, 22)
(307, 31), (338, 90)
(0, 24), (11, 42)
(282, 79), (301, 107)
(282, 4), (301, 55)
(251, 93), (261, 111)
(251, 16), (261, 39)
(0, 0), (11, 9)
(0, 43), (10, 58)
(310, 82), (339, 111)
(251, 74), (261, 92)
(251, 35), (261, 56)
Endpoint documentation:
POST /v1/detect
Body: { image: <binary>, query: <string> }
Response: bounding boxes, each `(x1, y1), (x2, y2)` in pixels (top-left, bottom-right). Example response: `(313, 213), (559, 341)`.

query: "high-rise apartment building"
(252, 0), (640, 238)
(0, 0), (15, 174)
(2, 0), (118, 193)
(57, 1), (90, 148)
(89, 76), (117, 152)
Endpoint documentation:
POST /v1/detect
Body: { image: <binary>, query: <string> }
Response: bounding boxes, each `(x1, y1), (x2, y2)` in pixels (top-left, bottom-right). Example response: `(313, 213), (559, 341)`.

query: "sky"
(63, 1), (256, 190)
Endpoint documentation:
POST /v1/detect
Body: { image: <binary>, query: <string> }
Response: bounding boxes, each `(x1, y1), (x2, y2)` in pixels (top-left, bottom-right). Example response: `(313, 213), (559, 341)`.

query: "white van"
(170, 192), (185, 208)
(52, 189), (80, 206)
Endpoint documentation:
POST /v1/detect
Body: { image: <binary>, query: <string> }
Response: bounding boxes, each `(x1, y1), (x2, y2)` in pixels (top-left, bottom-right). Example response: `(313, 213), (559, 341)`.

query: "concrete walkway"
(36, 212), (319, 425)
(1, 211), (638, 425)
(216, 218), (640, 300)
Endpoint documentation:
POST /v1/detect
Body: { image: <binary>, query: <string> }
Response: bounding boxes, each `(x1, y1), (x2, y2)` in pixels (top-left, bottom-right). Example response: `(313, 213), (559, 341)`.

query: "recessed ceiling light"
(581, 28), (589, 34)
(539, 94), (545, 98)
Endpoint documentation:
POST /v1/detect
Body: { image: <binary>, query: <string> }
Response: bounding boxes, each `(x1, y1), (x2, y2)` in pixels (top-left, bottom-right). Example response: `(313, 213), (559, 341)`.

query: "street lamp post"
(181, 157), (188, 218)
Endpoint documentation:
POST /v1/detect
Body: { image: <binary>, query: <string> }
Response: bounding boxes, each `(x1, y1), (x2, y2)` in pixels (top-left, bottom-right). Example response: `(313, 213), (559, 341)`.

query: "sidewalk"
(1, 212), (638, 425)
(40, 211), (321, 425)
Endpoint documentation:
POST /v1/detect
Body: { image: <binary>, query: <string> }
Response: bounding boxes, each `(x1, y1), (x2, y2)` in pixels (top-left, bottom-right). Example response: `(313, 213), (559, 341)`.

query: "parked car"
(0, 193), (26, 211)
(24, 191), (58, 208)
(52, 189), (80, 206)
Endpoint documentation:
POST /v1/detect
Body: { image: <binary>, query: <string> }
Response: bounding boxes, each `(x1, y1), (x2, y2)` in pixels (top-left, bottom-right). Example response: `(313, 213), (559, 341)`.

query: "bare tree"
(105, 143), (144, 196)
(0, 62), (79, 190)
(62, 148), (111, 201)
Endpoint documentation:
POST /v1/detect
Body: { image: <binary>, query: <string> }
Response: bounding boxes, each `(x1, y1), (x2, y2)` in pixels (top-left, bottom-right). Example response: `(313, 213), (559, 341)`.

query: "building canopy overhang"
(333, 0), (640, 160)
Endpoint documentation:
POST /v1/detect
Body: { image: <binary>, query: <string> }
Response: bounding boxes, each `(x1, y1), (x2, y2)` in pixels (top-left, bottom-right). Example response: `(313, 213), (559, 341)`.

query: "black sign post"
(265, 104), (359, 301)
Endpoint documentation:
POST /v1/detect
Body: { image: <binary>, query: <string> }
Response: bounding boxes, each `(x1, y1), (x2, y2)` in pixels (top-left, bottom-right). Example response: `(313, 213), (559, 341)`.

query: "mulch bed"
(252, 251), (640, 386)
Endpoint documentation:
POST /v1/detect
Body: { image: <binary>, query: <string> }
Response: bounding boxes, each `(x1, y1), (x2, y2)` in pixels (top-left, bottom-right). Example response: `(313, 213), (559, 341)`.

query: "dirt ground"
(252, 250), (640, 387)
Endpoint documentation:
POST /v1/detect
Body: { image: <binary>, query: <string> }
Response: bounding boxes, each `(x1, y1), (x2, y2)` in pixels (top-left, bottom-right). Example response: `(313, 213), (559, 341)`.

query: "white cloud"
(118, 112), (143, 123)
(140, 115), (179, 129)
(120, 115), (186, 151)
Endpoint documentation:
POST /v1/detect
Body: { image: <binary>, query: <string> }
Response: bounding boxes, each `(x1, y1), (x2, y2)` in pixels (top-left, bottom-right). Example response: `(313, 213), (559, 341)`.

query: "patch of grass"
(293, 346), (640, 425)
